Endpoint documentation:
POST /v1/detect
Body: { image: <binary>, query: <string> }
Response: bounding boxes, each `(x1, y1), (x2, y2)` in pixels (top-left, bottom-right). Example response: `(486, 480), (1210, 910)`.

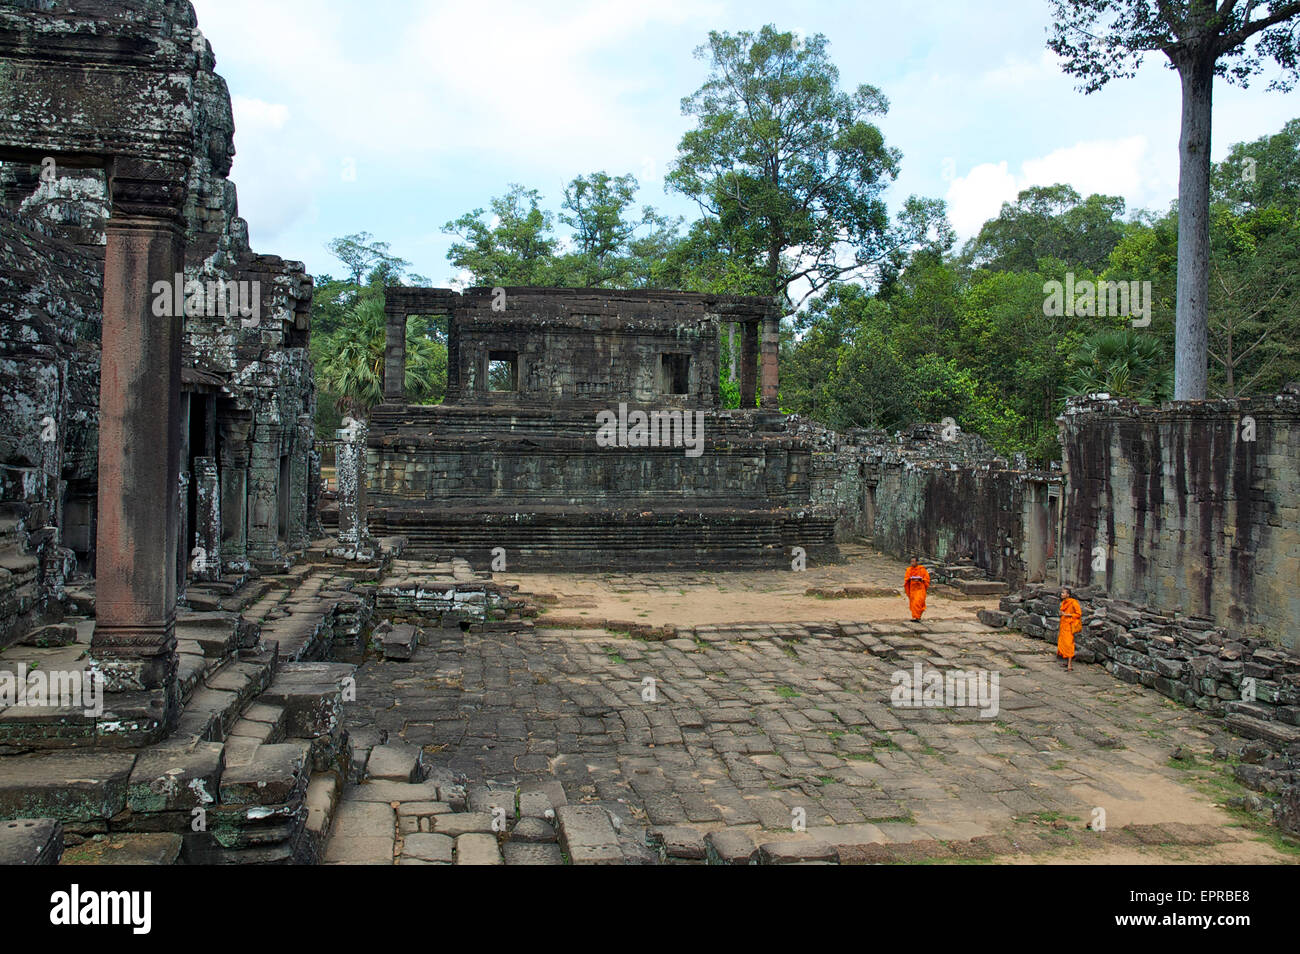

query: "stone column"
(193, 457), (222, 583)
(760, 310), (780, 411)
(383, 303), (407, 402)
(740, 320), (759, 409)
(218, 412), (252, 573)
(289, 413), (313, 551)
(90, 158), (185, 714)
(334, 418), (370, 557)
(245, 422), (282, 568)
(176, 469), (190, 603)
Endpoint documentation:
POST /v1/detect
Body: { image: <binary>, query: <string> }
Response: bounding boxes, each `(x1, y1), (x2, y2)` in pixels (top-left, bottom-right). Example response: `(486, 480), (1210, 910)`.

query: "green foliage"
(963, 184), (1128, 273)
(1066, 328), (1174, 403)
(779, 115), (1300, 461)
(666, 25), (949, 304)
(443, 185), (560, 286)
(311, 296), (446, 417)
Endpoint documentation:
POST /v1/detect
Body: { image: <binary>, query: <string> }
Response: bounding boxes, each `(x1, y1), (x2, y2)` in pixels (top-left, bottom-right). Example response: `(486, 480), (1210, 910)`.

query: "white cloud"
(231, 96), (290, 133)
(944, 161), (1018, 236)
(945, 136), (1154, 238)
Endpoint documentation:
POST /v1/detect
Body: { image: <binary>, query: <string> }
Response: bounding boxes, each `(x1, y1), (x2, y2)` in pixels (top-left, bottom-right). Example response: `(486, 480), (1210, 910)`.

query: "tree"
(313, 297), (445, 416)
(1067, 328), (1174, 403)
(964, 184), (1128, 273)
(326, 232), (423, 286)
(1212, 117), (1300, 209)
(667, 25), (945, 307)
(1047, 0), (1300, 400)
(1206, 204), (1299, 396)
(443, 185), (559, 286)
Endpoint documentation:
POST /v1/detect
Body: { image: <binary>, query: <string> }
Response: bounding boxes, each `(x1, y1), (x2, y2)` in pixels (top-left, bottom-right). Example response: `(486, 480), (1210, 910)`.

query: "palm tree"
(1066, 329), (1173, 405)
(313, 296), (446, 417)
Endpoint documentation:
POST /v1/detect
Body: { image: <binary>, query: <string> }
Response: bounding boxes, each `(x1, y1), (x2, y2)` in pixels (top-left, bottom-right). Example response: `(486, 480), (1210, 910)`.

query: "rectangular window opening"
(488, 350), (518, 391)
(659, 353), (690, 395)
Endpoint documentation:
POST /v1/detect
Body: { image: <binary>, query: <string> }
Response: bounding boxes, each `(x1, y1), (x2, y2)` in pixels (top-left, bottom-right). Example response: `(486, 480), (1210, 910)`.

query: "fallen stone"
(366, 741), (424, 783)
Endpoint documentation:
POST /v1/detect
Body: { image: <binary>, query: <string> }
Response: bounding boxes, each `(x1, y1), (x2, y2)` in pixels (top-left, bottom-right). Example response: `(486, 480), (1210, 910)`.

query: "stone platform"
(366, 404), (836, 569)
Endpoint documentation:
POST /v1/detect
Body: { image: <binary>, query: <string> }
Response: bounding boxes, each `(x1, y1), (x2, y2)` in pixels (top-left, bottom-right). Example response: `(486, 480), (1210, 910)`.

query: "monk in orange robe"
(903, 558), (930, 621)
(1058, 587), (1082, 672)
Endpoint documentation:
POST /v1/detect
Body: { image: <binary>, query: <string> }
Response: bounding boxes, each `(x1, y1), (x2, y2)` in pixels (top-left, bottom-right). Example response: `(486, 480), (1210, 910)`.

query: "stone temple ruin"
(364, 285), (835, 568)
(0, 0), (1298, 867)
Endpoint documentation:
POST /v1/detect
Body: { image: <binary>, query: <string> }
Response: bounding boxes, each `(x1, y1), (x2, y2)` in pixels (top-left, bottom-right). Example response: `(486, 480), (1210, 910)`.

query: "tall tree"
(558, 172), (682, 287)
(1047, 0), (1300, 400)
(443, 185), (559, 286)
(667, 25), (946, 307)
(326, 232), (422, 286)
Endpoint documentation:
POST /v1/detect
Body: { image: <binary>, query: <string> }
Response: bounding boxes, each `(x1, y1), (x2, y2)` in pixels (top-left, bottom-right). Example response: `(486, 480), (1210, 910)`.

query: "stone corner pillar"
(760, 308), (781, 411)
(91, 158), (187, 723)
(383, 301), (407, 403)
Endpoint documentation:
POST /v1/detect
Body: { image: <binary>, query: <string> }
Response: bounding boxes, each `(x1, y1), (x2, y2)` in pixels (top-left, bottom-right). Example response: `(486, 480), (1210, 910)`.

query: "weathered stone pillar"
(245, 422), (282, 568)
(334, 418), (370, 556)
(740, 320), (759, 409)
(307, 446), (324, 539)
(176, 469), (190, 602)
(218, 412), (252, 573)
(193, 457), (222, 582)
(289, 413), (313, 551)
(760, 311), (780, 410)
(383, 303), (407, 402)
(90, 159), (185, 712)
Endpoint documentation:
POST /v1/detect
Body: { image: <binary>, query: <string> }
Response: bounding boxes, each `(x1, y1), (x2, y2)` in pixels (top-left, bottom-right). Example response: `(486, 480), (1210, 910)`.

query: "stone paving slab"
(324, 557), (1293, 864)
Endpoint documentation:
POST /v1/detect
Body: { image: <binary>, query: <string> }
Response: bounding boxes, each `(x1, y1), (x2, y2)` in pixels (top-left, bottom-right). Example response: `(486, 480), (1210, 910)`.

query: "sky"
(188, 0), (1299, 284)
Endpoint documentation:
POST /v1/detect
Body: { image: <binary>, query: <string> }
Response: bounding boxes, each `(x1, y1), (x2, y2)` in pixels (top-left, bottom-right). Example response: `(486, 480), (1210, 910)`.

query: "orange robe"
(1058, 597), (1082, 659)
(904, 565), (930, 620)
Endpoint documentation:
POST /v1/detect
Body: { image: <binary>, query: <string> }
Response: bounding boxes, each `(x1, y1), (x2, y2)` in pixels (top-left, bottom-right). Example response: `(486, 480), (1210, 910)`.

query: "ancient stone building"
(0, 0), (319, 651)
(366, 286), (835, 568)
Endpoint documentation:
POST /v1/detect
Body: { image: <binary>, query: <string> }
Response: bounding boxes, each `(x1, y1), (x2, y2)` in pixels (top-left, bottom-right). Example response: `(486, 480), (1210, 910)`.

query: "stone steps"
(0, 562), (369, 863)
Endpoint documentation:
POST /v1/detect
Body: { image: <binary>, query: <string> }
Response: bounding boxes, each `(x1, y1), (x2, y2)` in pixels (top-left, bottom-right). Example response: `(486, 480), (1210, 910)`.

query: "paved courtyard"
(326, 550), (1294, 864)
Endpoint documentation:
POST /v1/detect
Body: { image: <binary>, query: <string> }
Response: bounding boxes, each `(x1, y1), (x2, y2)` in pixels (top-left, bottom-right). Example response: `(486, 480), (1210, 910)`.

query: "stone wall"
(1060, 390), (1300, 648)
(788, 417), (1060, 589)
(446, 287), (733, 408)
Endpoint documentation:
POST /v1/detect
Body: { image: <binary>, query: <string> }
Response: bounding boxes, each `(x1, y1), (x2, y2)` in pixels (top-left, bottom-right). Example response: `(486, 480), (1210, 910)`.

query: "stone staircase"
(0, 560), (386, 864)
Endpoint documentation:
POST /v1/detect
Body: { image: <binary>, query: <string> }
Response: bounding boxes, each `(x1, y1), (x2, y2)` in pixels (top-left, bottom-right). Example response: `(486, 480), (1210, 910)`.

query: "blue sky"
(189, 0), (1299, 284)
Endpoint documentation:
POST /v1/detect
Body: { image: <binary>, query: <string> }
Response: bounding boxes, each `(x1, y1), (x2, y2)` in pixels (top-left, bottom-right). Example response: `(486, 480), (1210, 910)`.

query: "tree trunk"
(1173, 57), (1214, 400)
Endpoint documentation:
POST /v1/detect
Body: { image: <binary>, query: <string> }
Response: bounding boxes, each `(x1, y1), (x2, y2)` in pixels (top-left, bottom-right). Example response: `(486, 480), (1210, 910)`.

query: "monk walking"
(903, 557), (930, 622)
(1058, 587), (1082, 672)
